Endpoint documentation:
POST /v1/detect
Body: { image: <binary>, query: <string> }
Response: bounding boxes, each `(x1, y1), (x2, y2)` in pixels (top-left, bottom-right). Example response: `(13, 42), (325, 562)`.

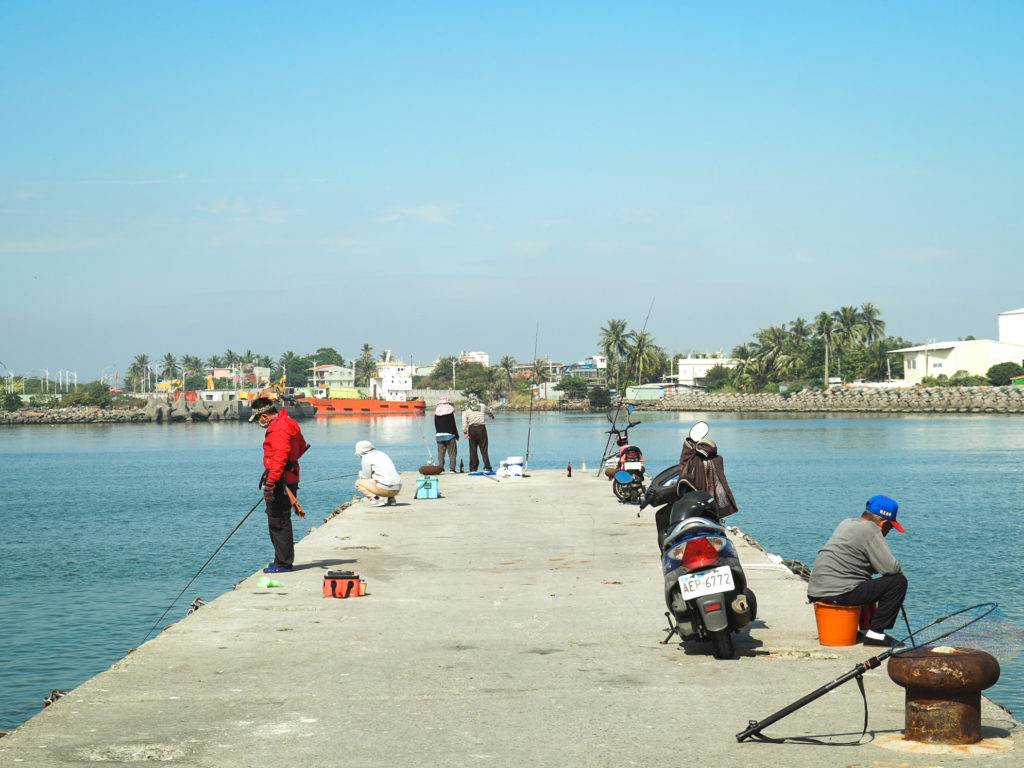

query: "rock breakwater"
(0, 398), (246, 425)
(650, 386), (1024, 413)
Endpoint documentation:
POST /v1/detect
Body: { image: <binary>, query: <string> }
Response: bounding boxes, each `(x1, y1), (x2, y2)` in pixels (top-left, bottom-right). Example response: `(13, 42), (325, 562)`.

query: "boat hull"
(298, 397), (425, 416)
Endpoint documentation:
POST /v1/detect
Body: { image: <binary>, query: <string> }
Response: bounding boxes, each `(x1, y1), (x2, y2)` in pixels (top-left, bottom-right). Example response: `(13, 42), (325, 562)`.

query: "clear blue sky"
(2, 1), (1023, 380)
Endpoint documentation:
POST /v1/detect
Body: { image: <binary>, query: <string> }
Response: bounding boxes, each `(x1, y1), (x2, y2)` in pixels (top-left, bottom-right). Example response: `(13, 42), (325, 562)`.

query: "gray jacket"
(807, 518), (902, 599)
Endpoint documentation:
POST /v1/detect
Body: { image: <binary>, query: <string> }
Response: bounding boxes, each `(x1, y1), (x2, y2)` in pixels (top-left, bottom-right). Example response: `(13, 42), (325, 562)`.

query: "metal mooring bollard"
(887, 646), (1000, 744)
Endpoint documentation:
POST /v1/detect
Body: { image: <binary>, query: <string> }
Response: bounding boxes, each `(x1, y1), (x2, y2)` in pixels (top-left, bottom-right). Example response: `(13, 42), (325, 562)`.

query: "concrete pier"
(2, 471), (1019, 766)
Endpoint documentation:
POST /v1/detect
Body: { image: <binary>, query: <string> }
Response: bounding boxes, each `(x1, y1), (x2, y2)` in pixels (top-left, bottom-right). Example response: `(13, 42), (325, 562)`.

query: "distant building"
(459, 350), (490, 367)
(308, 364), (355, 389)
(564, 355), (607, 386)
(676, 356), (738, 387)
(891, 306), (1024, 385)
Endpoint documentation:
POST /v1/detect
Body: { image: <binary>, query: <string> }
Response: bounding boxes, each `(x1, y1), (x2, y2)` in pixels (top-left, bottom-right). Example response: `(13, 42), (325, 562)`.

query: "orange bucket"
(814, 602), (861, 646)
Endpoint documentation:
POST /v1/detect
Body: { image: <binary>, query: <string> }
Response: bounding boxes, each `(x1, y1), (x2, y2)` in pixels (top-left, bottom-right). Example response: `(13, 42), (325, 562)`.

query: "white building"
(307, 364), (355, 389)
(676, 356), (738, 388)
(891, 307), (1024, 385)
(564, 355), (607, 386)
(459, 350), (490, 367)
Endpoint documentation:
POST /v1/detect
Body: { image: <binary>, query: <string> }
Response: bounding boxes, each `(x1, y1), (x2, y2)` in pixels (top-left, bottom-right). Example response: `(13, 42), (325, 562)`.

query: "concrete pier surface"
(3, 471), (1019, 767)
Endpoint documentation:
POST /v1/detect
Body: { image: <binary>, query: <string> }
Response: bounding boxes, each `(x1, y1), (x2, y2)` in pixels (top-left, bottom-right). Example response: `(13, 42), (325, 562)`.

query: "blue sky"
(2, 2), (1023, 380)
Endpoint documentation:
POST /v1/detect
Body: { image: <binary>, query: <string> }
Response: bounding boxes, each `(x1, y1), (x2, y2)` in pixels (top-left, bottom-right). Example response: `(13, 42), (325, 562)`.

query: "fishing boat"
(296, 396), (425, 417)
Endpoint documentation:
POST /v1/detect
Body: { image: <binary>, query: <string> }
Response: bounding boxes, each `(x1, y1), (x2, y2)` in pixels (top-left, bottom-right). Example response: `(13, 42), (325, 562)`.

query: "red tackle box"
(323, 569), (365, 598)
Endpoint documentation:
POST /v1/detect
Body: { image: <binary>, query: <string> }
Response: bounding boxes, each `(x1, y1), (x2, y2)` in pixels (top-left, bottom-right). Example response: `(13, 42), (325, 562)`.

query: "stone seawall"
(648, 385), (1024, 413)
(0, 398), (245, 425)
(6, 386), (1024, 424)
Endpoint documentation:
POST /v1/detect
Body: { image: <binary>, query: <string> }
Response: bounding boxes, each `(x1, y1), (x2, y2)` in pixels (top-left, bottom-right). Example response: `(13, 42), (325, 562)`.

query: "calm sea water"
(1, 411), (1022, 729)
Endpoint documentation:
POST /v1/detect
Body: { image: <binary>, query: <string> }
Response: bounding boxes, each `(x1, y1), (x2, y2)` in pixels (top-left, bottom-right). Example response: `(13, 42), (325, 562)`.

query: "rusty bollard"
(887, 646), (1000, 744)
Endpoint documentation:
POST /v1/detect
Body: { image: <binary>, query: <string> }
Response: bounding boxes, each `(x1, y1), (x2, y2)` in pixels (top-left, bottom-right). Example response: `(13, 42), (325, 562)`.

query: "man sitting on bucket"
(807, 495), (908, 646)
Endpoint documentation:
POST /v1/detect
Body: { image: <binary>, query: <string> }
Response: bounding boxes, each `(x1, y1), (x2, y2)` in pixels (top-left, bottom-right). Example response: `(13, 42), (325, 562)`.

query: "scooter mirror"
(688, 421), (710, 442)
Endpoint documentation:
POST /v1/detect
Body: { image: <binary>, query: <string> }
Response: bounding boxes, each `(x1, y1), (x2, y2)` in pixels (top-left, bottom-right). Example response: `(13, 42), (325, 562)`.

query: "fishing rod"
(523, 324), (539, 474)
(304, 471), (360, 485)
(140, 497), (266, 645)
(633, 296), (655, 385)
(736, 602), (998, 745)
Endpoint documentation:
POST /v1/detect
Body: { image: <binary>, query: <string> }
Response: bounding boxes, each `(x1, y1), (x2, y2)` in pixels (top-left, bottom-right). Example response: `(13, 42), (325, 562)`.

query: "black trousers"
(266, 482), (298, 568)
(467, 424), (491, 472)
(812, 573), (908, 633)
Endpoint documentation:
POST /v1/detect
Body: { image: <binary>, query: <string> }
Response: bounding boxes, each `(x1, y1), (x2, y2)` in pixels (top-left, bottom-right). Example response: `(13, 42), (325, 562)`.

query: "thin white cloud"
(889, 246), (957, 264)
(198, 200), (300, 225)
(0, 237), (104, 254)
(507, 240), (552, 258)
(377, 204), (459, 225)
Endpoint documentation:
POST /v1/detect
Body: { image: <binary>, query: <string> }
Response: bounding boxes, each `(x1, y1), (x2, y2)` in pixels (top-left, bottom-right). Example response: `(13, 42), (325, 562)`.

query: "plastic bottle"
(257, 577), (285, 588)
(581, 457), (587, 472)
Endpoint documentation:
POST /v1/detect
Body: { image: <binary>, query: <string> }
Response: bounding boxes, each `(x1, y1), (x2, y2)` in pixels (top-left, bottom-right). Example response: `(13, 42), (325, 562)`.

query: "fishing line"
(523, 323), (539, 474)
(736, 602), (1000, 745)
(417, 412), (435, 464)
(139, 497), (265, 645)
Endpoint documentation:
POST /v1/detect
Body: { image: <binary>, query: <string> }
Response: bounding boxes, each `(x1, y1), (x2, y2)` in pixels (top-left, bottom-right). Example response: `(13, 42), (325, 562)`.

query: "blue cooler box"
(416, 474), (439, 499)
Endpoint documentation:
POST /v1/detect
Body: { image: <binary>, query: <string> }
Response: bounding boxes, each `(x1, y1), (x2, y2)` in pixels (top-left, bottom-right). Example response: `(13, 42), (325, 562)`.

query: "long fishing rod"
(140, 497), (267, 645)
(524, 324), (539, 474)
(304, 471), (360, 484)
(633, 296), (655, 385)
(736, 602), (998, 744)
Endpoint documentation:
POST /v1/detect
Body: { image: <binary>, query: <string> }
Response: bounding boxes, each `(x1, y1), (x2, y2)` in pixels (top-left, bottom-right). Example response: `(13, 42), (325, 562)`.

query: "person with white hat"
(354, 440), (402, 507)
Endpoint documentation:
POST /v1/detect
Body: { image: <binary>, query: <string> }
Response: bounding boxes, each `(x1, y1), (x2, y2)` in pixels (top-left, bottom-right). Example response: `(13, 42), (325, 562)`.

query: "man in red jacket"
(251, 396), (309, 574)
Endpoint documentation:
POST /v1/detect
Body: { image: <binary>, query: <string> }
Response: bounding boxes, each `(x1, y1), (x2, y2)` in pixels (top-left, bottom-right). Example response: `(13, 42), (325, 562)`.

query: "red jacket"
(262, 409), (309, 485)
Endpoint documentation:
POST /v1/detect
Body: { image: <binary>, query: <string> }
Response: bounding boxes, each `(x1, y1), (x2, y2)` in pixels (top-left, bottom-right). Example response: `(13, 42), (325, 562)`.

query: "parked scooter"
(640, 421), (756, 659)
(600, 405), (645, 504)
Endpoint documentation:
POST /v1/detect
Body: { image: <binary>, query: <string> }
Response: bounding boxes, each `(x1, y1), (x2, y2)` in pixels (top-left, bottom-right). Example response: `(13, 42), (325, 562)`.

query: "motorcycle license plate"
(678, 566), (734, 599)
(622, 461), (644, 470)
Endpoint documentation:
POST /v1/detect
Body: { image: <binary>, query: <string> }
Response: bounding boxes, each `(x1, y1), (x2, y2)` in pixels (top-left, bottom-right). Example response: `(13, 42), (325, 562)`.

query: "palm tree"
(833, 305), (865, 380)
(599, 318), (630, 392)
(159, 353), (179, 380)
(497, 354), (516, 397)
(814, 311), (838, 386)
(206, 354), (224, 369)
(532, 358), (550, 383)
(730, 343), (755, 389)
(754, 326), (790, 380)
(626, 330), (658, 384)
(355, 344), (375, 387)
(127, 353), (153, 392)
(180, 355), (204, 378)
(859, 302), (886, 344)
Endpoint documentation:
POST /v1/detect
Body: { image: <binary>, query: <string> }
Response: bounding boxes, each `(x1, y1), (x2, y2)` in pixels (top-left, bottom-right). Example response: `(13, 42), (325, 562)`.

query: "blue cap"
(866, 495), (903, 532)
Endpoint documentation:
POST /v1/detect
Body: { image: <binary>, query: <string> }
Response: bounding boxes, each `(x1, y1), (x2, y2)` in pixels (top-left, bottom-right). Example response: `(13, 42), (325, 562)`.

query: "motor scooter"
(639, 421), (756, 659)
(600, 405), (645, 504)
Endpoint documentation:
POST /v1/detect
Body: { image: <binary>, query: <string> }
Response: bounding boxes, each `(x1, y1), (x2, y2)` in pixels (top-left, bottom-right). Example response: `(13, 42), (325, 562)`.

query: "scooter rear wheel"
(612, 479), (631, 502)
(710, 628), (734, 659)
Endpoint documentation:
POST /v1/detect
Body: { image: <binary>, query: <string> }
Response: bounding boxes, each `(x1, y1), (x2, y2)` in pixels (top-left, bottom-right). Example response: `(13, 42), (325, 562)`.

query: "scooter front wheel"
(710, 628), (734, 659)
